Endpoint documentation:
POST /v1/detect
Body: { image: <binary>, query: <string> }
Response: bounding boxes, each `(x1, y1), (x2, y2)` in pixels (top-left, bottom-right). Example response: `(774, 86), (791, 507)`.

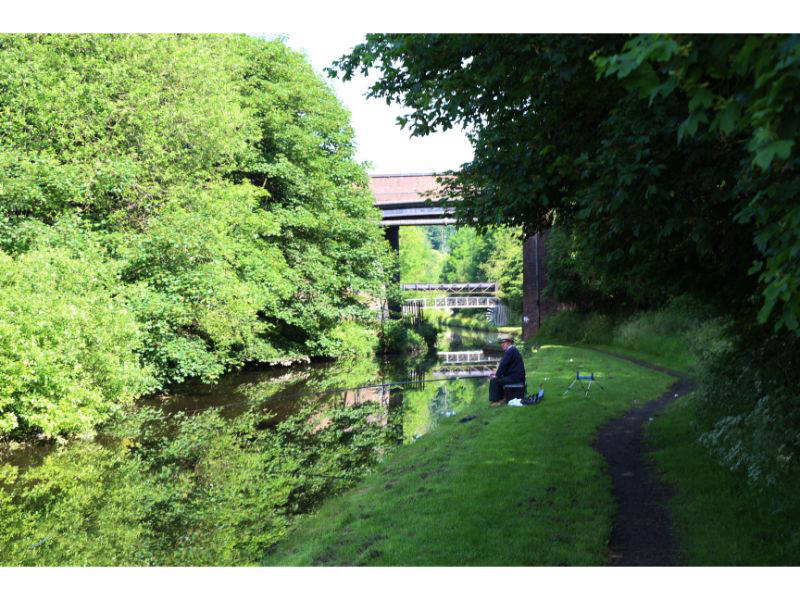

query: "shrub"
(694, 328), (800, 493)
(380, 320), (428, 356)
(535, 310), (589, 344)
(315, 321), (379, 361)
(0, 244), (155, 437)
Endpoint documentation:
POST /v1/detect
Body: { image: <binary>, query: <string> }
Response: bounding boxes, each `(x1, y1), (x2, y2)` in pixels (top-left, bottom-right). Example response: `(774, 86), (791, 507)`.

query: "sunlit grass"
(264, 345), (673, 565)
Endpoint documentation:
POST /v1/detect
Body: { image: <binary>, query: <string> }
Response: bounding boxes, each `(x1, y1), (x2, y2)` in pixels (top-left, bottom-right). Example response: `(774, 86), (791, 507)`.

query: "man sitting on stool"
(489, 336), (526, 406)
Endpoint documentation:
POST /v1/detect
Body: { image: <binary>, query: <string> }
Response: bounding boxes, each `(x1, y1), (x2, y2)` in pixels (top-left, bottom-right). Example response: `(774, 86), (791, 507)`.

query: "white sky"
(282, 33), (474, 175)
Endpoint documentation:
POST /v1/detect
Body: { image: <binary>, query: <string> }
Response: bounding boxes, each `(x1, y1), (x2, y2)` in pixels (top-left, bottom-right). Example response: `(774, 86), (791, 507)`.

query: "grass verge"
(647, 392), (800, 565)
(264, 344), (673, 566)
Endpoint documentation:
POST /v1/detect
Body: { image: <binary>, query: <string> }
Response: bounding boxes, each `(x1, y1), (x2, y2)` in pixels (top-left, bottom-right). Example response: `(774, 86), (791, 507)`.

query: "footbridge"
(403, 296), (500, 310)
(400, 281), (502, 318)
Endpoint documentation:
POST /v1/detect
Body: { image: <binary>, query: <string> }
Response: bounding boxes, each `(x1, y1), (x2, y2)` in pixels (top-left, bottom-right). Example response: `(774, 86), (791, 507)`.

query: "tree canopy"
(332, 34), (800, 334)
(0, 34), (389, 437)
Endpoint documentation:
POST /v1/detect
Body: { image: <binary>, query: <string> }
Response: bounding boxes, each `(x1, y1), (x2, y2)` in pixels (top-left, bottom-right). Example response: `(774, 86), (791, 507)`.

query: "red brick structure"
(369, 173), (445, 205)
(522, 232), (557, 339)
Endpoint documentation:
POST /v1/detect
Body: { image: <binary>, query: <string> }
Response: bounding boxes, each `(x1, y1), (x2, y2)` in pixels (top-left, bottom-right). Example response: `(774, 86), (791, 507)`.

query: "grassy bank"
(647, 393), (800, 564)
(538, 302), (800, 564)
(264, 344), (673, 565)
(534, 297), (726, 374)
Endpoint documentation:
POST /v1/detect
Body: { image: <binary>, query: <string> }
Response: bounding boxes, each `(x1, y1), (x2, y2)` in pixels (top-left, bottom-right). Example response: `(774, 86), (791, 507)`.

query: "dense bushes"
(0, 34), (389, 438)
(0, 228), (155, 437)
(694, 328), (800, 494)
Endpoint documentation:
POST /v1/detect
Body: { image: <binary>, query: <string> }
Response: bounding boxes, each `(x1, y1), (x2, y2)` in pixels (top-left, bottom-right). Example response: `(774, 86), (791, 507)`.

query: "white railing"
(403, 296), (500, 309)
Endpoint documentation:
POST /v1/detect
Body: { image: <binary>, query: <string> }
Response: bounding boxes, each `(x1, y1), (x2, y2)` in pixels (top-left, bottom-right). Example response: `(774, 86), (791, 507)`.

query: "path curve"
(589, 349), (695, 566)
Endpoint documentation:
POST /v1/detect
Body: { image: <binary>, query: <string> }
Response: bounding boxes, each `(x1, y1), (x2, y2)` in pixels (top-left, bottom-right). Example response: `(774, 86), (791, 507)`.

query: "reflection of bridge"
(436, 351), (498, 364)
(431, 366), (494, 378)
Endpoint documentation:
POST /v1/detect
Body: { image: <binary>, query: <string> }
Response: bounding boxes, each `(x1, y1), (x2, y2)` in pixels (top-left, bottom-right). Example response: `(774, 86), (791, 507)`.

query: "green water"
(0, 327), (502, 566)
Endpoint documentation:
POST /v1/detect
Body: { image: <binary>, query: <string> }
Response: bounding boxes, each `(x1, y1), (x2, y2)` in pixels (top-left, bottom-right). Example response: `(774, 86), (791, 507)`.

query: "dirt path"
(589, 349), (695, 566)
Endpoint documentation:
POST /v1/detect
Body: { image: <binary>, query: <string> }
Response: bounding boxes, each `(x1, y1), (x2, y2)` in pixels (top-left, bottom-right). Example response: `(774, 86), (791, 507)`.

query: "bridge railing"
(400, 282), (497, 294)
(403, 296), (500, 309)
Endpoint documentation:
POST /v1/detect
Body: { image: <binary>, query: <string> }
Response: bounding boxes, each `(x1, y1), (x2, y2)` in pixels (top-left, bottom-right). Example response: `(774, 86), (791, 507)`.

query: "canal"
(0, 325), (511, 565)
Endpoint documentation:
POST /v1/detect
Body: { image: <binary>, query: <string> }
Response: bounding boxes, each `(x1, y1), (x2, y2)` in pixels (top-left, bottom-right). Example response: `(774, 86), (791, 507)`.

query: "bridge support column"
(522, 231), (555, 339)
(385, 226), (401, 317)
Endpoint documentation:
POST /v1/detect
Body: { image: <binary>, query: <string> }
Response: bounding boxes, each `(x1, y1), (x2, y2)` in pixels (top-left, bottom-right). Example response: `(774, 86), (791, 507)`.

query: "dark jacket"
(496, 345), (525, 383)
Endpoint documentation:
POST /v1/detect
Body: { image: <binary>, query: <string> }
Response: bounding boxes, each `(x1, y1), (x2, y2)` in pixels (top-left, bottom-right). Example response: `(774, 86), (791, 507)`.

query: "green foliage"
(693, 327), (800, 491)
(0, 34), (253, 225)
(0, 227), (155, 437)
(0, 34), (390, 437)
(539, 300), (800, 492)
(0, 399), (391, 566)
(440, 226), (522, 312)
(593, 34), (800, 334)
(266, 345), (675, 565)
(536, 296), (723, 374)
(380, 320), (428, 356)
(332, 35), (800, 500)
(648, 393), (800, 564)
(120, 182), (290, 384)
(398, 226), (444, 283)
(440, 227), (487, 282)
(332, 34), (799, 333)
(318, 322), (379, 361)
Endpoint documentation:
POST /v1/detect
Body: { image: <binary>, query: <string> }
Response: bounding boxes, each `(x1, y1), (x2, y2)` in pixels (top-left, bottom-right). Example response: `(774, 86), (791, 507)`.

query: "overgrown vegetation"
(537, 300), (800, 546)
(332, 33), (800, 502)
(648, 392), (800, 564)
(0, 34), (390, 438)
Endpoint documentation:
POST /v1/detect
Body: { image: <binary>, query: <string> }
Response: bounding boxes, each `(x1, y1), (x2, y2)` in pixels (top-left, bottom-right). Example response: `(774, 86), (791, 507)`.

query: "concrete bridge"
(371, 173), (455, 228)
(371, 173), (554, 337)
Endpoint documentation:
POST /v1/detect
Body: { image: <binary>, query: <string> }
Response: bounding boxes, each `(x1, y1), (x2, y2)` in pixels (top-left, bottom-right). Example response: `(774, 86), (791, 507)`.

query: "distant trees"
(441, 227), (522, 314)
(0, 35), (389, 437)
(398, 226), (444, 283)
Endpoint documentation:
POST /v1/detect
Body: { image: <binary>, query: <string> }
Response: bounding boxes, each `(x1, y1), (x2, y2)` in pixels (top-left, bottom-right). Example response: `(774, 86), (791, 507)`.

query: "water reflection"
(1, 327), (500, 471)
(0, 325), (506, 565)
(158, 326), (499, 443)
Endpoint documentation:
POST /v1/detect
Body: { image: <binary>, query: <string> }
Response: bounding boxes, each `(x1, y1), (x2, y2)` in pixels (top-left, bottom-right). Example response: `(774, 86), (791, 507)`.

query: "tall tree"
(331, 34), (800, 332)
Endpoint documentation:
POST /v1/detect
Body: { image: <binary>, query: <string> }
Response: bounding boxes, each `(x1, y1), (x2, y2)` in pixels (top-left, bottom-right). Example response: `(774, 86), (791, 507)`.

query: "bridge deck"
(371, 174), (459, 226)
(401, 282), (497, 293)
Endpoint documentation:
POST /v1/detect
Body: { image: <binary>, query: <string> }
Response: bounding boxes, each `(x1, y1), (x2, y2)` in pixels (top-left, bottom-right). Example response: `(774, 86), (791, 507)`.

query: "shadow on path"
(589, 349), (695, 566)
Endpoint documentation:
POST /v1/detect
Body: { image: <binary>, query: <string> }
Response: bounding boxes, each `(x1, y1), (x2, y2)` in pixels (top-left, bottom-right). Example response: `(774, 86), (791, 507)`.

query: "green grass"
(534, 300), (727, 374)
(264, 345), (673, 565)
(647, 393), (800, 565)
